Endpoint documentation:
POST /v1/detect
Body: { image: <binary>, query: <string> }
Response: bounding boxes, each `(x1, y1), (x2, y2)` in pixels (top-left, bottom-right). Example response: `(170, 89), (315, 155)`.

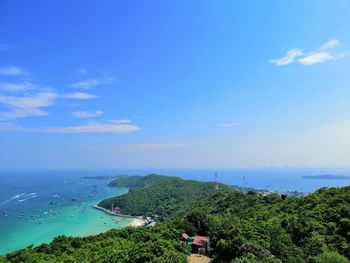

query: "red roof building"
(182, 233), (189, 240)
(192, 235), (209, 246)
(181, 233), (209, 254)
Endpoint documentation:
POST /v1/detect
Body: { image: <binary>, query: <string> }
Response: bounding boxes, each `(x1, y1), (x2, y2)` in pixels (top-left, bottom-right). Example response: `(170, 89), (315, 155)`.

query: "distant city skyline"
(1, 1), (350, 169)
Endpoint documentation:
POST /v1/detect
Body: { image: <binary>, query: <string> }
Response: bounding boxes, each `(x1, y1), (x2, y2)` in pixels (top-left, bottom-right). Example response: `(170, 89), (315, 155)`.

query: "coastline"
(93, 205), (149, 227)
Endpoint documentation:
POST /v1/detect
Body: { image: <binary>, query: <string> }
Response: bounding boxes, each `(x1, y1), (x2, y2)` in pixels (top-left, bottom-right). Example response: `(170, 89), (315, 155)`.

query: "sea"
(1, 168), (350, 255)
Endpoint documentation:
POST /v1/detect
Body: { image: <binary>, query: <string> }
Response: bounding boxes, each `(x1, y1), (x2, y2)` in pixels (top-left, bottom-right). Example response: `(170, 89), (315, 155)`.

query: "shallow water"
(0, 171), (132, 254)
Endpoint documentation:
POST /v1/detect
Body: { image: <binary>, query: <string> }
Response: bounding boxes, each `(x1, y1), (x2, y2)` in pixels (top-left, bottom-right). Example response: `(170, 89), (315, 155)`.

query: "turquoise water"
(0, 171), (132, 255)
(0, 199), (132, 254)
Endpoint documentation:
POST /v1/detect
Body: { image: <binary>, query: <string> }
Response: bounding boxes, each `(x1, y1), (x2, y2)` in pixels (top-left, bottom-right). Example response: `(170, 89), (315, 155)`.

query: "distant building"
(112, 205), (122, 214)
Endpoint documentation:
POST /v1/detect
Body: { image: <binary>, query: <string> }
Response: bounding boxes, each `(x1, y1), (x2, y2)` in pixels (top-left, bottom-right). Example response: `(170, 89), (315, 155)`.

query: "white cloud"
(72, 110), (104, 118)
(0, 92), (57, 120)
(218, 123), (241, 128)
(110, 119), (131, 124)
(0, 67), (101, 122)
(0, 92), (56, 109)
(63, 92), (98, 100)
(320, 39), (339, 50)
(0, 82), (37, 93)
(298, 52), (344, 65)
(42, 121), (140, 134)
(70, 77), (114, 89)
(0, 108), (47, 120)
(270, 39), (345, 66)
(269, 49), (304, 65)
(0, 66), (28, 76)
(121, 143), (189, 151)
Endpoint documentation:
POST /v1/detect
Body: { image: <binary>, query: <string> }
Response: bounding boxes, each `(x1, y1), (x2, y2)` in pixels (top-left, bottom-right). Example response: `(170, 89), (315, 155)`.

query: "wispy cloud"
(63, 92), (98, 100)
(42, 121), (140, 134)
(110, 119), (131, 124)
(0, 66), (28, 76)
(0, 66), (101, 123)
(298, 51), (343, 66)
(319, 39), (339, 50)
(0, 109), (47, 121)
(218, 123), (241, 128)
(121, 143), (188, 151)
(72, 110), (104, 118)
(0, 82), (37, 93)
(270, 40), (345, 66)
(0, 92), (57, 121)
(269, 49), (304, 65)
(0, 91), (98, 120)
(0, 92), (57, 109)
(70, 77), (114, 89)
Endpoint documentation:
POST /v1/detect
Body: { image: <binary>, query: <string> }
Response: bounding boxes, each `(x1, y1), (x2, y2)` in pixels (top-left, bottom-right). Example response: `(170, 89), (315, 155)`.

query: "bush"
(310, 251), (349, 263)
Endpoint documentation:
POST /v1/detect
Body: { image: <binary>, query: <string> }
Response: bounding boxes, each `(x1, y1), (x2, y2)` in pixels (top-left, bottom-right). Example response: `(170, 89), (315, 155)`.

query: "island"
(82, 175), (121, 179)
(303, 174), (350, 180)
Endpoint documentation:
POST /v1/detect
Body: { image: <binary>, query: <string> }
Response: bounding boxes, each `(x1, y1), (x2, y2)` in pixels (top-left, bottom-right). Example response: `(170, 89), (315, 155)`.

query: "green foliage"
(3, 226), (187, 263)
(100, 174), (230, 218)
(231, 253), (282, 263)
(108, 174), (180, 189)
(310, 251), (349, 263)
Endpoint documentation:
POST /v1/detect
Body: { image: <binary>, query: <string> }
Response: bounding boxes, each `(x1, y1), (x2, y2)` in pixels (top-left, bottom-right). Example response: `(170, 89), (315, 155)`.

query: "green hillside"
(99, 174), (229, 218)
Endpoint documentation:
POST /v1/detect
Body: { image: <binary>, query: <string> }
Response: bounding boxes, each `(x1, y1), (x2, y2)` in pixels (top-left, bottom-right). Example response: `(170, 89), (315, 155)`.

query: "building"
(182, 233), (209, 254)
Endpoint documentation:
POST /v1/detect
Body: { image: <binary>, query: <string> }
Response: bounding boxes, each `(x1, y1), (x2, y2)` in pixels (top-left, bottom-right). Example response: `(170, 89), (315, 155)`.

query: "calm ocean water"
(1, 168), (350, 254)
(0, 170), (131, 255)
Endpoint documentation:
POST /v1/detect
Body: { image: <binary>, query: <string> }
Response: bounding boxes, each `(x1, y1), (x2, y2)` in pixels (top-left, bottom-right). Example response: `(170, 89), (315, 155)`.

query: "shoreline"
(93, 205), (149, 227)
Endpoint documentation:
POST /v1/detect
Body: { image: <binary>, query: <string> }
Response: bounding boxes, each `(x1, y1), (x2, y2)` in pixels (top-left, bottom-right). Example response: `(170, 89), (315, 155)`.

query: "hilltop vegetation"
(107, 174), (178, 189)
(99, 174), (230, 218)
(0, 226), (189, 263)
(180, 186), (350, 262)
(1, 175), (350, 263)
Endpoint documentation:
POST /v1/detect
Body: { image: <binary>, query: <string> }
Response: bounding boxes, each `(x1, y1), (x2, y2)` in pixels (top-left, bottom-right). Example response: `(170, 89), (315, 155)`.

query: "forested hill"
(1, 176), (350, 263)
(107, 174), (183, 189)
(179, 186), (350, 262)
(99, 174), (230, 218)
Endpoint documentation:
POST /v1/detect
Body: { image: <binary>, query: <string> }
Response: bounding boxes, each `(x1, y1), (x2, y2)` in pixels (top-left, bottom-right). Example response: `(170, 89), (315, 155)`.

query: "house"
(112, 205), (122, 214)
(182, 233), (209, 254)
(182, 233), (189, 241)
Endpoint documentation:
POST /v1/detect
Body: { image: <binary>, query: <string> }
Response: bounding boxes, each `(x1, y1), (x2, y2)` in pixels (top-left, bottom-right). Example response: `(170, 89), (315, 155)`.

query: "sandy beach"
(128, 217), (148, 227)
(93, 205), (148, 227)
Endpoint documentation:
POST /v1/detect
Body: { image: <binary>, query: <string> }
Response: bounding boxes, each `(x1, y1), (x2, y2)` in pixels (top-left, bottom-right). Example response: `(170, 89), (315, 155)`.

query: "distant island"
(303, 174), (350, 180)
(82, 175), (121, 179)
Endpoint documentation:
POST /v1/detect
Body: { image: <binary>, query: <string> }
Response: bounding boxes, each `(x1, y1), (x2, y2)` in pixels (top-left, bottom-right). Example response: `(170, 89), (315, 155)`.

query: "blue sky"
(1, 0), (350, 169)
